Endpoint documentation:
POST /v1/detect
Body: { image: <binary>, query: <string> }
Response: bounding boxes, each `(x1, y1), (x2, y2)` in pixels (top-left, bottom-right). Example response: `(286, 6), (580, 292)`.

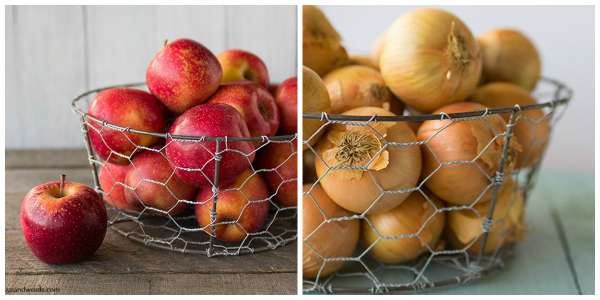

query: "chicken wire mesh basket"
(71, 82), (297, 257)
(302, 77), (571, 293)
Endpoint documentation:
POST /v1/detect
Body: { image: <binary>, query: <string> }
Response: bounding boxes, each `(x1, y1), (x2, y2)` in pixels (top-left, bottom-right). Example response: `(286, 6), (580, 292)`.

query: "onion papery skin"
(303, 66), (331, 150)
(303, 184), (360, 279)
(303, 5), (348, 76)
(362, 190), (446, 264)
(380, 8), (482, 113)
(470, 82), (550, 168)
(417, 102), (521, 206)
(478, 29), (541, 91)
(323, 65), (400, 114)
(315, 106), (422, 214)
(446, 179), (525, 255)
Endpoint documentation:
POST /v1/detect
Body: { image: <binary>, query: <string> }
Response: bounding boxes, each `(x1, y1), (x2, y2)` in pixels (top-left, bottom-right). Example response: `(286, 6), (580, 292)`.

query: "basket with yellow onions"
(302, 6), (571, 293)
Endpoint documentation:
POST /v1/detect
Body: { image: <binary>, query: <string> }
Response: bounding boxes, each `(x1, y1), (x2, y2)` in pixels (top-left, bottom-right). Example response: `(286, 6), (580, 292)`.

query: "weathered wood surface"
(5, 150), (297, 294)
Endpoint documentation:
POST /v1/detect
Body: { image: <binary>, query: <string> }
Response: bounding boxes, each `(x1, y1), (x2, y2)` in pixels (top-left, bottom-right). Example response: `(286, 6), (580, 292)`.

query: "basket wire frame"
(302, 77), (571, 294)
(71, 83), (297, 257)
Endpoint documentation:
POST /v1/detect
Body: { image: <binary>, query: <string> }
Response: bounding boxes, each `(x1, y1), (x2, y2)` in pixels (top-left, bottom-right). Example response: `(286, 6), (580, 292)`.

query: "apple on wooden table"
(20, 175), (107, 264)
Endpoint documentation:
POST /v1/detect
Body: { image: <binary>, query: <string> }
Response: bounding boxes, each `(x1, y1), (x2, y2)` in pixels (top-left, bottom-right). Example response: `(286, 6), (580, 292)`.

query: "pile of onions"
(478, 29), (541, 91)
(380, 8), (482, 113)
(470, 82), (550, 168)
(417, 102), (521, 205)
(323, 65), (403, 115)
(362, 190), (445, 264)
(303, 184), (360, 279)
(303, 66), (331, 149)
(315, 106), (421, 214)
(303, 5), (348, 76)
(447, 179), (525, 255)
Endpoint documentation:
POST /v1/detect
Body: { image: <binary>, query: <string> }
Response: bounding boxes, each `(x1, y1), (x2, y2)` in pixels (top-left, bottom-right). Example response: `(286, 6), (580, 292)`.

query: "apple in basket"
(87, 88), (166, 165)
(208, 81), (280, 137)
(217, 49), (270, 87)
(124, 150), (196, 216)
(98, 162), (142, 211)
(195, 169), (270, 242)
(147, 38), (223, 113)
(20, 175), (107, 264)
(274, 76), (298, 135)
(165, 103), (256, 187)
(255, 140), (298, 207)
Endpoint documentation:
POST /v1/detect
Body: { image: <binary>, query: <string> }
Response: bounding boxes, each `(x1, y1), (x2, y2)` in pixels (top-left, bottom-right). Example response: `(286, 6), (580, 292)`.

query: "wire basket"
(71, 82), (297, 257)
(302, 77), (571, 293)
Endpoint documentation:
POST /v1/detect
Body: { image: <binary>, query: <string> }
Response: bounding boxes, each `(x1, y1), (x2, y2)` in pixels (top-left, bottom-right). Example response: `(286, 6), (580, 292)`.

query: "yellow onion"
(347, 54), (379, 70)
(470, 82), (550, 168)
(417, 102), (521, 205)
(380, 8), (482, 113)
(447, 179), (525, 255)
(303, 184), (360, 279)
(323, 65), (402, 114)
(371, 30), (388, 67)
(315, 106), (421, 214)
(362, 190), (445, 264)
(303, 5), (348, 76)
(303, 66), (331, 150)
(478, 29), (541, 91)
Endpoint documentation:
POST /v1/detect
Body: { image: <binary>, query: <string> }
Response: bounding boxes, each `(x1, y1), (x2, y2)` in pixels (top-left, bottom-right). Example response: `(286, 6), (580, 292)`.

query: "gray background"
(6, 5), (297, 150)
(321, 5), (594, 173)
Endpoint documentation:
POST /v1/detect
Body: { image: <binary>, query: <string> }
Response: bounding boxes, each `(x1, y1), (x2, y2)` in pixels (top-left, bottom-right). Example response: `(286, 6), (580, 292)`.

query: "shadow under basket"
(71, 82), (297, 257)
(302, 77), (571, 294)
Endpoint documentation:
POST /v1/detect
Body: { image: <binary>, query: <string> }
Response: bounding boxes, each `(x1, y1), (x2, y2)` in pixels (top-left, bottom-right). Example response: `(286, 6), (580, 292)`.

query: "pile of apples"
(21, 38), (297, 264)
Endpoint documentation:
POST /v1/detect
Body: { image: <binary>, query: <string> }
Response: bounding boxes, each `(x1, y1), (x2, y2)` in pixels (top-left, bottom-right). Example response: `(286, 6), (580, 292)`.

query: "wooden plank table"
(5, 150), (297, 295)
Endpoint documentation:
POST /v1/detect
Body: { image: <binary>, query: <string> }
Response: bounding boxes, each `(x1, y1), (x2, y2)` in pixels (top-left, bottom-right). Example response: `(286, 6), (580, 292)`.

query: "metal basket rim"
(303, 77), (572, 122)
(70, 82), (296, 143)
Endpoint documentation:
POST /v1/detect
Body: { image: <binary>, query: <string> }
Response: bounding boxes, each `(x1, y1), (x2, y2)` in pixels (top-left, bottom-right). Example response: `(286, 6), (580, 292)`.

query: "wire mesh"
(302, 77), (571, 293)
(71, 83), (297, 257)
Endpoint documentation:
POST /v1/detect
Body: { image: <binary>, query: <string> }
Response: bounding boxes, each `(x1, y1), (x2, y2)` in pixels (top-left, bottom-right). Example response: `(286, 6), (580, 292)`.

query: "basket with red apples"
(70, 38), (298, 256)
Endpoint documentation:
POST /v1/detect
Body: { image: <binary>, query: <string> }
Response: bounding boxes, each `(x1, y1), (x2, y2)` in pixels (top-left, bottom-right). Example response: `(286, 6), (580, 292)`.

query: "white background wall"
(6, 5), (297, 149)
(321, 5), (594, 173)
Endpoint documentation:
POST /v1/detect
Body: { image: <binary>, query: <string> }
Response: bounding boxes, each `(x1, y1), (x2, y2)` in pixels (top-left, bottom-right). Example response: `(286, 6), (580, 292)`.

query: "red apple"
(208, 81), (280, 137)
(255, 140), (297, 207)
(124, 150), (196, 216)
(274, 77), (298, 134)
(218, 49), (270, 87)
(87, 88), (166, 165)
(195, 169), (270, 242)
(147, 38), (222, 113)
(165, 103), (255, 187)
(99, 162), (141, 211)
(20, 175), (107, 264)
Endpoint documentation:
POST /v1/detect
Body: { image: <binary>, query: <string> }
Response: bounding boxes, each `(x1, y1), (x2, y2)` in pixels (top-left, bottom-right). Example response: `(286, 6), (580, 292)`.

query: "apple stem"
(59, 174), (66, 197)
(163, 39), (169, 48)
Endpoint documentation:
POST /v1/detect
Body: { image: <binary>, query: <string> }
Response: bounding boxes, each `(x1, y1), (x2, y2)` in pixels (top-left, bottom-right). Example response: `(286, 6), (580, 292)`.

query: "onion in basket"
(362, 190), (445, 264)
(303, 66), (331, 150)
(470, 82), (550, 168)
(446, 179), (525, 255)
(315, 106), (421, 214)
(380, 8), (482, 113)
(417, 102), (521, 205)
(478, 29), (541, 91)
(303, 184), (360, 279)
(303, 5), (348, 76)
(323, 65), (402, 114)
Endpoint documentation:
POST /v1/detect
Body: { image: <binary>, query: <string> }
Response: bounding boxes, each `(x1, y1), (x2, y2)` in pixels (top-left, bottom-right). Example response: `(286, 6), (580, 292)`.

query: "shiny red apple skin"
(147, 38), (222, 113)
(255, 140), (297, 207)
(99, 162), (141, 211)
(124, 150), (195, 216)
(20, 180), (107, 264)
(87, 88), (166, 165)
(274, 77), (297, 135)
(208, 81), (280, 137)
(218, 49), (270, 87)
(195, 169), (270, 242)
(165, 103), (256, 187)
